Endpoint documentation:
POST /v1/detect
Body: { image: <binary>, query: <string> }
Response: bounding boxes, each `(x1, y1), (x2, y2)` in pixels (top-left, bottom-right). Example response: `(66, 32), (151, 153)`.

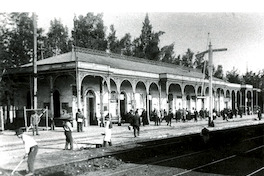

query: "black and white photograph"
(1, 0), (264, 175)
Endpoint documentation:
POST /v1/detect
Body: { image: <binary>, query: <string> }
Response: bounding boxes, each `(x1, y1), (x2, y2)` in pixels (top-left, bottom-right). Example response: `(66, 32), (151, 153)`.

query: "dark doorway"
(120, 92), (126, 121)
(148, 99), (152, 119)
(26, 91), (31, 109)
(53, 90), (60, 118)
(86, 90), (96, 125)
(168, 93), (173, 111)
(232, 92), (236, 110)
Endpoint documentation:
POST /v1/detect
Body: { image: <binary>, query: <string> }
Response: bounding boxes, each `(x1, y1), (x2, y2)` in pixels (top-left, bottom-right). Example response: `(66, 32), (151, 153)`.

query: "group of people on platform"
(123, 106), (261, 128)
(127, 109), (142, 137)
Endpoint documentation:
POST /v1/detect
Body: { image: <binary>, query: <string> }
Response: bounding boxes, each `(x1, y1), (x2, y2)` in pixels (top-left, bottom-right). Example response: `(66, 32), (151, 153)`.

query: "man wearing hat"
(16, 128), (38, 176)
(30, 110), (41, 136)
(76, 109), (85, 132)
(62, 117), (73, 150)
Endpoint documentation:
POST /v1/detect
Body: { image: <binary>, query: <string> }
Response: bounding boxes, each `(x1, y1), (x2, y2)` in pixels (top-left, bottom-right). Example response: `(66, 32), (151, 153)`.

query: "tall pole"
(195, 39), (227, 127)
(208, 42), (213, 126)
(33, 12), (38, 109)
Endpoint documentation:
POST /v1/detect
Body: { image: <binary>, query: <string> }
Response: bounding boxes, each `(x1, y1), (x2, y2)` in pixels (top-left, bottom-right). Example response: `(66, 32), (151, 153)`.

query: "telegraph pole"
(33, 13), (38, 109)
(208, 42), (213, 127)
(196, 41), (227, 127)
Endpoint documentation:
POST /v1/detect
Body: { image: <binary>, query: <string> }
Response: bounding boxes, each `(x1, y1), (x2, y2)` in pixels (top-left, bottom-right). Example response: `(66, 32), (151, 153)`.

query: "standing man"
(76, 109), (84, 132)
(141, 109), (148, 126)
(132, 109), (141, 137)
(167, 109), (173, 126)
(258, 108), (262, 120)
(194, 108), (198, 122)
(16, 128), (38, 176)
(153, 109), (159, 126)
(182, 108), (186, 122)
(63, 118), (73, 150)
(199, 108), (204, 120)
(30, 111), (40, 135)
(127, 109), (134, 130)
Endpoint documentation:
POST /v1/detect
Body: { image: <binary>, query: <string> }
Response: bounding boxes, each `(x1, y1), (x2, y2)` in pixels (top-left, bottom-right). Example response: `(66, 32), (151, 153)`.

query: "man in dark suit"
(76, 109), (84, 132)
(167, 109), (173, 126)
(132, 109), (141, 137)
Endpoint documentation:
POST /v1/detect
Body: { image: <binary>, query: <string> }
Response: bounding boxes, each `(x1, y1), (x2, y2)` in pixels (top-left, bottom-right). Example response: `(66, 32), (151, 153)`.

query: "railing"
(0, 105), (18, 131)
(0, 106), (3, 131)
(0, 106), (49, 131)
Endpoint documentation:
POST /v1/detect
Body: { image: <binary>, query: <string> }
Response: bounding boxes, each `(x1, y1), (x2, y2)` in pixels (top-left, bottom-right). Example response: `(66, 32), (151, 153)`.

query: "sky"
(2, 0), (264, 75)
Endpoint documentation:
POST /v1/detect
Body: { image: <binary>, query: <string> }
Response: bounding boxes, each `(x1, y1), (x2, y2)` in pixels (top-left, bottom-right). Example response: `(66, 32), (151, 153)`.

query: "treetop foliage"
(0, 12), (263, 90)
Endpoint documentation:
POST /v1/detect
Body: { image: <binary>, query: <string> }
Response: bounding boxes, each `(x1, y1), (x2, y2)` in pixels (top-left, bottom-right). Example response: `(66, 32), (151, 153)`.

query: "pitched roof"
(75, 49), (204, 78)
(21, 52), (75, 67)
(20, 47), (222, 81)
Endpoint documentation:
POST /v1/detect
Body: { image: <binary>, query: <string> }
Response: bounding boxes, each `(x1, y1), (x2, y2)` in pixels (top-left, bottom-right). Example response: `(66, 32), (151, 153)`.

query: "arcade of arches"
(10, 48), (261, 128)
(51, 72), (259, 126)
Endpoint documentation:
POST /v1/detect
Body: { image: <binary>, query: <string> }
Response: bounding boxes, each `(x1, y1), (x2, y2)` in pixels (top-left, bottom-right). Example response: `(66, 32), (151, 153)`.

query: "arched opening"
(247, 91), (252, 115)
(217, 88), (225, 112)
(86, 90), (97, 125)
(226, 90), (231, 109)
(168, 83), (182, 114)
(184, 85), (196, 111)
(197, 86), (205, 111)
(120, 80), (133, 113)
(237, 91), (241, 111)
(232, 91), (236, 110)
(136, 81), (147, 115)
(120, 92), (127, 122)
(149, 82), (159, 117)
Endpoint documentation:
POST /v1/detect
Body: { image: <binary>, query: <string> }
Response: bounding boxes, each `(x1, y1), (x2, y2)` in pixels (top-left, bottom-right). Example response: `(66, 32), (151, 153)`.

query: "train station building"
(2, 47), (261, 127)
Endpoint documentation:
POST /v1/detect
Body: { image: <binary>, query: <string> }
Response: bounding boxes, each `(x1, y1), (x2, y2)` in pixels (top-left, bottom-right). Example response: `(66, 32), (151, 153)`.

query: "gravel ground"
(37, 156), (124, 176)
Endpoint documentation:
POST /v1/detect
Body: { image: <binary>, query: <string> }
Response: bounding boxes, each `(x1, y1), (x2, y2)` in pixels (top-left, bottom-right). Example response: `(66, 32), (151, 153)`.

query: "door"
(86, 90), (97, 125)
(53, 90), (60, 118)
(120, 92), (126, 121)
(53, 90), (62, 126)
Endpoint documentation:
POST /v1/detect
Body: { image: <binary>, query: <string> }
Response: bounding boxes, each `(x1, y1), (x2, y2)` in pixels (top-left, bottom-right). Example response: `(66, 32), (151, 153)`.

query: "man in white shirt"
(16, 128), (38, 176)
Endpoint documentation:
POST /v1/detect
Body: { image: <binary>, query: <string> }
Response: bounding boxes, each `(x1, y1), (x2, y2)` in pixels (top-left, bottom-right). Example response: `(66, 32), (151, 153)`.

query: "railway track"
(80, 124), (264, 176)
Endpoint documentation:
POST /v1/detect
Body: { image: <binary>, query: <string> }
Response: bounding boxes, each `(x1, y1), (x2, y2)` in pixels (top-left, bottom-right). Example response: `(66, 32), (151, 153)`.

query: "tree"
(226, 68), (242, 84)
(214, 65), (224, 79)
(182, 48), (194, 67)
(107, 24), (120, 53)
(132, 37), (144, 58)
(119, 33), (133, 56)
(1, 13), (47, 63)
(46, 18), (70, 57)
(172, 55), (181, 65)
(0, 16), (9, 72)
(145, 31), (164, 61)
(160, 43), (175, 63)
(194, 53), (205, 69)
(259, 70), (264, 89)
(72, 13), (107, 51)
(132, 14), (164, 60)
(140, 13), (152, 57)
(6, 13), (34, 67)
(242, 71), (260, 88)
(0, 13), (47, 111)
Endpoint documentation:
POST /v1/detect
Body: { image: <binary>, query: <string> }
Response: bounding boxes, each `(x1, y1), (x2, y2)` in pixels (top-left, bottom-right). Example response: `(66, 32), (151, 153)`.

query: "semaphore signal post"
(196, 42), (227, 127)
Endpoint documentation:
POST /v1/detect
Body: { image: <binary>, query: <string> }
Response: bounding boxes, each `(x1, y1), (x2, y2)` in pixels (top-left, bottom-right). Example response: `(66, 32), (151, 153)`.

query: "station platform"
(0, 114), (263, 175)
